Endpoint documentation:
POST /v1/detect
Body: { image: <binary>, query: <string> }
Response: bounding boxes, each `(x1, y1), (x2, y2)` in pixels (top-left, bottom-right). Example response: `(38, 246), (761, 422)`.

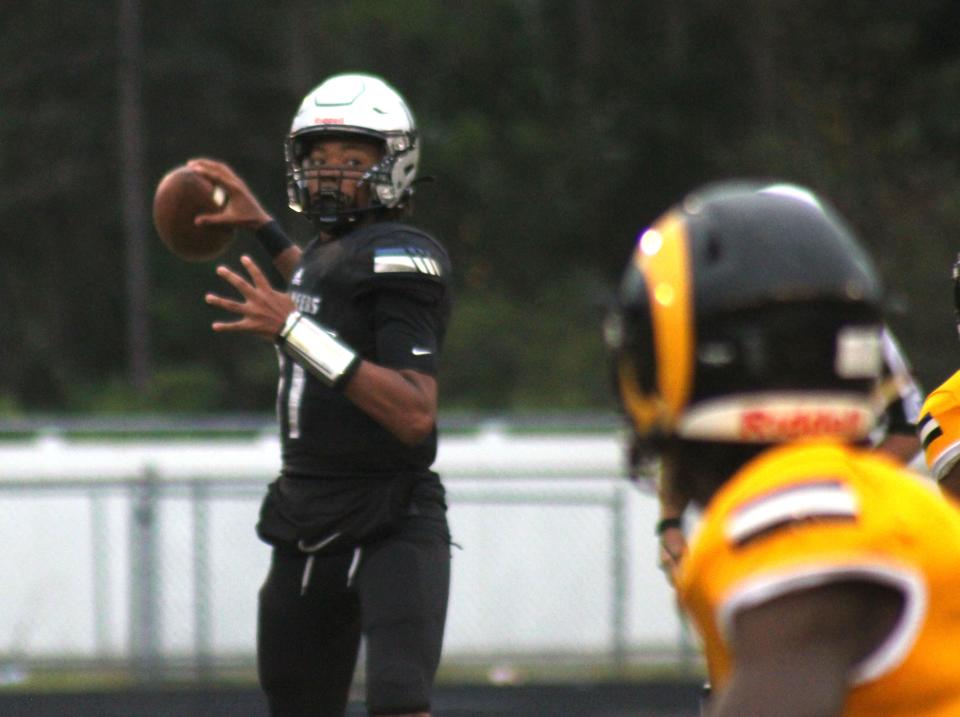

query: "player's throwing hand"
(188, 158), (274, 231)
(205, 255), (295, 340)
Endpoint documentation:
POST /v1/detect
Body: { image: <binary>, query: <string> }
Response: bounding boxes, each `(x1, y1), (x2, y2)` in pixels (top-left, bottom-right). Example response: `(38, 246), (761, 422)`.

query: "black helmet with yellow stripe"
(606, 182), (884, 454)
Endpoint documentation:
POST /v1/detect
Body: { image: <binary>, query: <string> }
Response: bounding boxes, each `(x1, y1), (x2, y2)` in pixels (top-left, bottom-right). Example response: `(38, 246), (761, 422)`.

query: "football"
(152, 165), (235, 261)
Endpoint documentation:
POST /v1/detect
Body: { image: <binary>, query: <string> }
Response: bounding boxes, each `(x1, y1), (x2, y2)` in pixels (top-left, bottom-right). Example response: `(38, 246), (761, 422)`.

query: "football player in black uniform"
(189, 73), (451, 717)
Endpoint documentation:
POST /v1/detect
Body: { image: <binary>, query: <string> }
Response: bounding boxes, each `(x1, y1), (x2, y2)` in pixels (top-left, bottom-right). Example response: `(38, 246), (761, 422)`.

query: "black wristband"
(255, 220), (294, 258)
(655, 517), (683, 536)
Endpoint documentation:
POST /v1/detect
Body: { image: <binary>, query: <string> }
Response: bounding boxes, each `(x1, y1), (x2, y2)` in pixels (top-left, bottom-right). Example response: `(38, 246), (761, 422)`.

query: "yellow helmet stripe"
(635, 211), (695, 427)
(618, 355), (659, 431)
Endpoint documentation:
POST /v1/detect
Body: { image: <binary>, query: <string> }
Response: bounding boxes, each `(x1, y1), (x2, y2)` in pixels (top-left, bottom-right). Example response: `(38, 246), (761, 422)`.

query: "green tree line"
(3, 0), (960, 415)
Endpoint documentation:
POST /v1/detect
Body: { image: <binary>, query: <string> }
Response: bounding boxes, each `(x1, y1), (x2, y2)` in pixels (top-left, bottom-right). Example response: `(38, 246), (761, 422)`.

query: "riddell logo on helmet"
(315, 117), (345, 125)
(740, 409), (865, 440)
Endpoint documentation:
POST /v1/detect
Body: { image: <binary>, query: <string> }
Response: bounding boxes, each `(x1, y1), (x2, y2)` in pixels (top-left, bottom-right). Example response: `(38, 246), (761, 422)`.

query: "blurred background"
(5, 0), (960, 415)
(2, 1), (960, 714)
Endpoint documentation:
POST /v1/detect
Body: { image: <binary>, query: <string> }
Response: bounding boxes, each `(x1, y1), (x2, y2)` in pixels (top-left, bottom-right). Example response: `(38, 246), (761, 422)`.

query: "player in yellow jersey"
(917, 254), (960, 500)
(653, 322), (924, 587)
(605, 181), (960, 716)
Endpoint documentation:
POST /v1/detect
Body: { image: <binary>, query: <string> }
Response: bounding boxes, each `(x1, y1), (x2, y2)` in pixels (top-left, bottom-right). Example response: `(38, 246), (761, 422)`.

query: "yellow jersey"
(919, 370), (960, 481)
(676, 440), (960, 717)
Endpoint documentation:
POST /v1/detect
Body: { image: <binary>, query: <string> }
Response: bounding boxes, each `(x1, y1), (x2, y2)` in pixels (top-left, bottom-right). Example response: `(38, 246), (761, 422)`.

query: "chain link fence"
(0, 422), (697, 686)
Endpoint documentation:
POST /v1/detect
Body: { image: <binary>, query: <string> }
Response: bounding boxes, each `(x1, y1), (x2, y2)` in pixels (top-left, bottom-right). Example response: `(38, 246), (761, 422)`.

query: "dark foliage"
(2, 0), (958, 414)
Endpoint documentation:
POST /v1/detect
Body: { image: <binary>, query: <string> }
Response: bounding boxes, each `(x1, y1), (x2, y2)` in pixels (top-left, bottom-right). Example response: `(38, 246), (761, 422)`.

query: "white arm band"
(277, 311), (360, 387)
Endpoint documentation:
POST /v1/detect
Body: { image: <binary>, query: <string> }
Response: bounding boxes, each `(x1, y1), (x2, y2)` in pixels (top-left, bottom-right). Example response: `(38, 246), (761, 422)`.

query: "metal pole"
(610, 485), (628, 672)
(129, 466), (160, 681)
(90, 490), (111, 658)
(192, 481), (211, 679)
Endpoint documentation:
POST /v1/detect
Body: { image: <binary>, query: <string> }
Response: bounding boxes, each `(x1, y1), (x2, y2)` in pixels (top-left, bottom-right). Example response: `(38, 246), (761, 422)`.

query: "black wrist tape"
(655, 517), (683, 536)
(255, 220), (294, 258)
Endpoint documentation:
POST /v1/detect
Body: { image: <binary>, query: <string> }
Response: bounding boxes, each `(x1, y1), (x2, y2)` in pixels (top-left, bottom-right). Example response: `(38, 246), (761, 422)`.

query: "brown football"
(152, 165), (235, 261)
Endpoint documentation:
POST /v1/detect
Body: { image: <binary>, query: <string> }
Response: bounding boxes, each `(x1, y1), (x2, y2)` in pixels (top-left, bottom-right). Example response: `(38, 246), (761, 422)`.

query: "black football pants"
(257, 514), (450, 717)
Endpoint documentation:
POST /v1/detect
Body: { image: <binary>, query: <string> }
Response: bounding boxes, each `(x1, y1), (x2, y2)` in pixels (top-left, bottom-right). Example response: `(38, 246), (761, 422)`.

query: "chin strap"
(310, 202), (396, 236)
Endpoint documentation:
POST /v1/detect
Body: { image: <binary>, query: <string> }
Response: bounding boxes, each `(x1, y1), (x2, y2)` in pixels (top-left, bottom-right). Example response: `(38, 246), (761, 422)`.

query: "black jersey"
(277, 221), (452, 477)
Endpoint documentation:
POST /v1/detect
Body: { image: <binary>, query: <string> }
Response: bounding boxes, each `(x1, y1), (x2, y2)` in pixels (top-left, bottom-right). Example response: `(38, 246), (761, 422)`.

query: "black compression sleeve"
(256, 220), (294, 258)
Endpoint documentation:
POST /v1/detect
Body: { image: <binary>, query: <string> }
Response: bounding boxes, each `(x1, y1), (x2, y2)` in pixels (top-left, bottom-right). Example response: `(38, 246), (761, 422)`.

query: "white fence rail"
(0, 429), (690, 681)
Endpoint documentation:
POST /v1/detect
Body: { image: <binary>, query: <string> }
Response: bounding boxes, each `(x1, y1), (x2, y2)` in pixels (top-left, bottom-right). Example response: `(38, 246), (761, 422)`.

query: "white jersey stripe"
(374, 254), (417, 273)
(287, 363), (306, 440)
(373, 251), (441, 276)
(931, 442), (960, 482)
(726, 482), (858, 544)
(919, 415), (941, 444)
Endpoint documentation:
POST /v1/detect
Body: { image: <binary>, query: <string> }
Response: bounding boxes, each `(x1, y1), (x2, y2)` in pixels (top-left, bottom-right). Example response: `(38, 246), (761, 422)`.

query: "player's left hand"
(206, 255), (296, 340)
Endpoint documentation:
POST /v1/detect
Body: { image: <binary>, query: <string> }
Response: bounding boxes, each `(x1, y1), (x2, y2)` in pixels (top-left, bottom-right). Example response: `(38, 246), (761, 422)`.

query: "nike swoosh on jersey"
(412, 347), (432, 356)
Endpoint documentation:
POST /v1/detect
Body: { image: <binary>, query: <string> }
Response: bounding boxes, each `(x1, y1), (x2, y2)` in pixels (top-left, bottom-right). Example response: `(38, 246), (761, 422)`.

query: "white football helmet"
(285, 73), (419, 229)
